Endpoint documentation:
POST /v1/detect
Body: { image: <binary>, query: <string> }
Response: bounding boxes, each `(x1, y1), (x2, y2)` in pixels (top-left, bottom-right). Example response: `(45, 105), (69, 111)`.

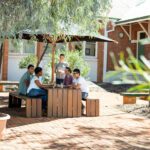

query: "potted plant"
(0, 113), (10, 140)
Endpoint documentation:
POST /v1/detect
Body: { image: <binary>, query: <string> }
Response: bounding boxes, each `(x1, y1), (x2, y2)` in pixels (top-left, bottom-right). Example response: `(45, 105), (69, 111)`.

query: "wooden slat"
(32, 99), (37, 117)
(86, 100), (91, 117)
(91, 100), (96, 117)
(68, 89), (73, 117)
(123, 96), (136, 104)
(53, 89), (58, 117)
(77, 90), (81, 117)
(62, 89), (68, 117)
(0, 85), (3, 92)
(95, 100), (99, 116)
(58, 89), (63, 118)
(73, 90), (78, 117)
(26, 99), (32, 117)
(47, 89), (53, 117)
(36, 98), (42, 117)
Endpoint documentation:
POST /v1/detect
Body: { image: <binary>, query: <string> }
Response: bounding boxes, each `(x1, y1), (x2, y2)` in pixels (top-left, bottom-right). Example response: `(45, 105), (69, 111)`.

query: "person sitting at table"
(18, 64), (34, 95)
(27, 67), (47, 110)
(72, 68), (89, 113)
(55, 54), (68, 85)
(63, 67), (73, 87)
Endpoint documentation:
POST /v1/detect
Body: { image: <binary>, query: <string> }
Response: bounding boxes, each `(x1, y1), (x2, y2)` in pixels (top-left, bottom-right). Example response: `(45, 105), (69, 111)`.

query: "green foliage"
(45, 49), (90, 80)
(0, 0), (111, 38)
(19, 54), (37, 69)
(109, 48), (150, 100)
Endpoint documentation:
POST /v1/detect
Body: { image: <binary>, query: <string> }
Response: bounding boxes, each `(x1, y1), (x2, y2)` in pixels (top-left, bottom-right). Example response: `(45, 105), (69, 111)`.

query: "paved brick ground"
(0, 83), (150, 150)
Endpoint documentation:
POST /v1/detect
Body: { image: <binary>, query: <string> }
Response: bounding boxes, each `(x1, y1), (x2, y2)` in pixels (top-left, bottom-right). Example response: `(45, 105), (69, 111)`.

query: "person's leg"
(60, 79), (64, 84)
(28, 89), (47, 110)
(56, 78), (61, 84)
(82, 92), (88, 101)
(81, 92), (88, 115)
(36, 89), (47, 110)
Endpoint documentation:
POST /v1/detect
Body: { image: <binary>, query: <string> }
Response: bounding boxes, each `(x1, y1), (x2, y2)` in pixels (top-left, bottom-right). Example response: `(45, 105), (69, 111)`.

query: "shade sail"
(15, 32), (117, 43)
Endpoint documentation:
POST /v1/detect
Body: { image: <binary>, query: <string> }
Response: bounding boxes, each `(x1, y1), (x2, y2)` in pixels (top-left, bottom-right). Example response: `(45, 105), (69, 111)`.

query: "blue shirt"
(18, 71), (32, 95)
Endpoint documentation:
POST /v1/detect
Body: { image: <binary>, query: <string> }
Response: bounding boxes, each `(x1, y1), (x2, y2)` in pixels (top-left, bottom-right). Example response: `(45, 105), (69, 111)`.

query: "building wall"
(107, 22), (150, 71)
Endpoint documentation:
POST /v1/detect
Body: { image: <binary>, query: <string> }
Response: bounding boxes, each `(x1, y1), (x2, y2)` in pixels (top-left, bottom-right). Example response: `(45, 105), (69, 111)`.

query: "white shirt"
(27, 76), (42, 93)
(73, 76), (89, 93)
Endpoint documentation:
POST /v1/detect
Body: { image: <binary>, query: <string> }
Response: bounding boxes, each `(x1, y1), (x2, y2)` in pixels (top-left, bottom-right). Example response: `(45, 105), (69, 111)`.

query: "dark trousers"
(28, 88), (47, 110)
(82, 92), (88, 111)
(56, 78), (64, 85)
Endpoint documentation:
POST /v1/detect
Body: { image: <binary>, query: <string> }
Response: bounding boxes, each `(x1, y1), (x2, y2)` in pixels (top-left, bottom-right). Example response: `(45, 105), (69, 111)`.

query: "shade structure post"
(51, 42), (56, 83)
(0, 43), (3, 73)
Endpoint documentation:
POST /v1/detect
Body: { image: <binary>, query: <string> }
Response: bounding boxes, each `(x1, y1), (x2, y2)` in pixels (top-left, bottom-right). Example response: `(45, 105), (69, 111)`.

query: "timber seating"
(121, 92), (149, 104)
(47, 88), (82, 118)
(86, 99), (100, 117)
(9, 92), (42, 118)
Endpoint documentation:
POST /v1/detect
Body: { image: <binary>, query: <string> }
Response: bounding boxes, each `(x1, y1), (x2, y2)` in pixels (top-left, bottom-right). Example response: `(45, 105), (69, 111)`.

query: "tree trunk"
(36, 43), (48, 67)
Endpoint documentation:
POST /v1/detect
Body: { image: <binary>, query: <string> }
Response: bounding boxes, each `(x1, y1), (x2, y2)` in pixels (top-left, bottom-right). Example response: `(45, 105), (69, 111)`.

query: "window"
(85, 42), (96, 57)
(9, 40), (35, 54)
(140, 32), (146, 40)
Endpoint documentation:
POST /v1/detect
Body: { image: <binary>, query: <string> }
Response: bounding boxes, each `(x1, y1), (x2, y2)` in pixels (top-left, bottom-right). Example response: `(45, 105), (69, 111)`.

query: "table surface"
(0, 81), (19, 85)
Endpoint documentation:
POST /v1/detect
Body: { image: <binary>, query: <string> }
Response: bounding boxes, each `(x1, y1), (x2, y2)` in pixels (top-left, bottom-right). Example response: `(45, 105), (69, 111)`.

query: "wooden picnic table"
(47, 87), (82, 118)
(0, 81), (19, 92)
(0, 81), (19, 85)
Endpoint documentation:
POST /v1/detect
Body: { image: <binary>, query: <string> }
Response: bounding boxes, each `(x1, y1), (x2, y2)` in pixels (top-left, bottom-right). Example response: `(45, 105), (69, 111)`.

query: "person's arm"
(73, 83), (81, 89)
(24, 80), (30, 87)
(35, 80), (46, 89)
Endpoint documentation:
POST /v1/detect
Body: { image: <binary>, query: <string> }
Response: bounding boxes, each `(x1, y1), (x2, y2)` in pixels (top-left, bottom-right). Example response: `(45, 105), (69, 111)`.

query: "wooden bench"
(86, 99), (100, 117)
(47, 88), (81, 118)
(0, 81), (19, 92)
(9, 92), (42, 118)
(121, 92), (149, 104)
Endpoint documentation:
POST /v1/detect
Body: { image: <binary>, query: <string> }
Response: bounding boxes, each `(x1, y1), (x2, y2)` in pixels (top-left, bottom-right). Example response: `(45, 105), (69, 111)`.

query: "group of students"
(18, 54), (89, 112)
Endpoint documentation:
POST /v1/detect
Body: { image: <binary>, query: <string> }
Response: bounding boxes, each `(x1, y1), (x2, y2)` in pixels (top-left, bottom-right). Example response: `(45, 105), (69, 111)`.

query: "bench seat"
(86, 99), (99, 117)
(9, 92), (42, 118)
(121, 92), (149, 104)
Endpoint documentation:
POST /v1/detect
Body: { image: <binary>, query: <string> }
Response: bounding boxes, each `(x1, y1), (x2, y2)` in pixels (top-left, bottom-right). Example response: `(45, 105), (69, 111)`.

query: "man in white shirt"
(72, 69), (89, 114)
(27, 67), (47, 110)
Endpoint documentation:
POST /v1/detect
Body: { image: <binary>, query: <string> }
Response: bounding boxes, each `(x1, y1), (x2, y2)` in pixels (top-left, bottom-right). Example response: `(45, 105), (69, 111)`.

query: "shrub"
(19, 54), (37, 69)
(45, 49), (90, 81)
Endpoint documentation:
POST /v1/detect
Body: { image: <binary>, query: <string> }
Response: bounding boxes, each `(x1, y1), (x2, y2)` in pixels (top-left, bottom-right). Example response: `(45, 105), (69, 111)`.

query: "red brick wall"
(107, 26), (136, 70)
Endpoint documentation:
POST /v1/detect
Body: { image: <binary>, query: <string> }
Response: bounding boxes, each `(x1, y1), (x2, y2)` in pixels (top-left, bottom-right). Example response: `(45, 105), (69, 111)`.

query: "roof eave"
(115, 15), (150, 25)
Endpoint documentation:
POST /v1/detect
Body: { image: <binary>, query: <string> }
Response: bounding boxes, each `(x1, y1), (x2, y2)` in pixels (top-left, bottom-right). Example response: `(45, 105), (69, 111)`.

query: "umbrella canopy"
(14, 32), (117, 82)
(15, 32), (117, 43)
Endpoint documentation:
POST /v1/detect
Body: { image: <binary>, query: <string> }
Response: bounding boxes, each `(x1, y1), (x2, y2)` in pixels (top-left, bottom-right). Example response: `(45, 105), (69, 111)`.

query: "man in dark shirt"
(18, 64), (34, 95)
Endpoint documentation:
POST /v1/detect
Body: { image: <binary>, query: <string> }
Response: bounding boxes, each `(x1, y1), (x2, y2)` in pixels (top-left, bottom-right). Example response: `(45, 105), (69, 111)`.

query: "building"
(0, 0), (150, 82)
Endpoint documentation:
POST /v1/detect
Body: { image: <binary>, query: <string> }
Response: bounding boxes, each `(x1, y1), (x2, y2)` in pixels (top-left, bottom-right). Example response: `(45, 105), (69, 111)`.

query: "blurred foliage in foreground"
(109, 48), (150, 100)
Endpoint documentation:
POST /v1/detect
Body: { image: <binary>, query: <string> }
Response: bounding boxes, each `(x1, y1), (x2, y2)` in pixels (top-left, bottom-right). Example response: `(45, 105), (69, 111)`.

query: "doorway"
(137, 31), (146, 60)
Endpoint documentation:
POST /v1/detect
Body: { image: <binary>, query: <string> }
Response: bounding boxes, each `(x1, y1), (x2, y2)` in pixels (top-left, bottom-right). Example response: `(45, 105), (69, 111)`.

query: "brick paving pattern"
(0, 82), (150, 150)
